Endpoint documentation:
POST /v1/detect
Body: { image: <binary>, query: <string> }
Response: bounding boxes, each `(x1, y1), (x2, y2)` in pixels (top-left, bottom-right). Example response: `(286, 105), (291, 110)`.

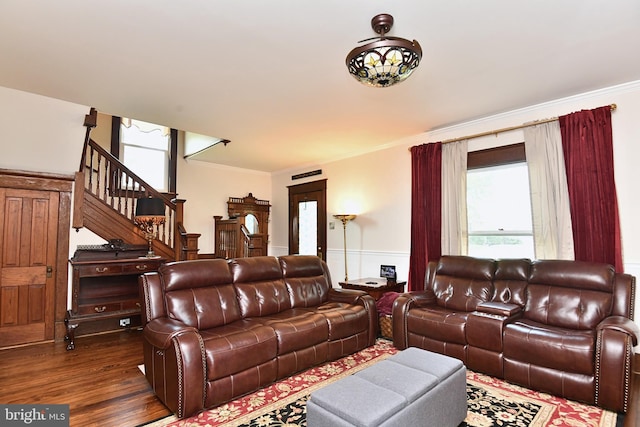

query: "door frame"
(288, 179), (327, 260)
(0, 169), (73, 346)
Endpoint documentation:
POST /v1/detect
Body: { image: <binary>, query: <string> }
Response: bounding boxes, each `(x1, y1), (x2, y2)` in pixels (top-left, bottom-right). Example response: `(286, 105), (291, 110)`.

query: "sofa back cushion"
(230, 256), (292, 317)
(279, 255), (330, 308)
(525, 260), (614, 329)
(159, 259), (242, 329)
(432, 256), (494, 312)
(492, 259), (530, 307)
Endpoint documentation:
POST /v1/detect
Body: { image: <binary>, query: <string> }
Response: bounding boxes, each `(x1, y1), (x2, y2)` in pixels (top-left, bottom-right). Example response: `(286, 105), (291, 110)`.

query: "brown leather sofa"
(392, 255), (639, 413)
(139, 255), (377, 418)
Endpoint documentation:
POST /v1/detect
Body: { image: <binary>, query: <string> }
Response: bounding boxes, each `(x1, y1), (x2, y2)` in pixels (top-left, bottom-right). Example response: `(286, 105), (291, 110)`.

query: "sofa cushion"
(165, 283), (242, 329)
(529, 260), (616, 293)
(503, 319), (595, 375)
(492, 259), (530, 307)
(256, 309), (329, 353)
(158, 259), (241, 329)
(525, 284), (612, 330)
(279, 255), (331, 308)
(524, 260), (614, 330)
(160, 259), (233, 291)
(201, 320), (277, 381)
(432, 256), (494, 312)
(407, 307), (468, 345)
(231, 257), (292, 317)
(312, 303), (370, 341)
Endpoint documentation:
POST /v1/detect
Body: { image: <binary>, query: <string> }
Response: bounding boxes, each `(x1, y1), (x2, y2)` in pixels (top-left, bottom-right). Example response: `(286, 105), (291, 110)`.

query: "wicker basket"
(379, 315), (393, 340)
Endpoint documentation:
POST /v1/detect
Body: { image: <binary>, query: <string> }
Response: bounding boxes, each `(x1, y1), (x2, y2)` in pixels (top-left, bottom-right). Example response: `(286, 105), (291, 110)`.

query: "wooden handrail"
(80, 138), (179, 257)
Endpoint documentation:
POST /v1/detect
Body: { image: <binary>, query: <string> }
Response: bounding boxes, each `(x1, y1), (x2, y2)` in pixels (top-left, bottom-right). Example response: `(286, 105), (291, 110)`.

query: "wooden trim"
(467, 143), (526, 170)
(111, 116), (120, 158)
(55, 190), (71, 341)
(288, 179), (327, 260)
(169, 128), (178, 194)
(0, 169), (73, 192)
(72, 171), (85, 229)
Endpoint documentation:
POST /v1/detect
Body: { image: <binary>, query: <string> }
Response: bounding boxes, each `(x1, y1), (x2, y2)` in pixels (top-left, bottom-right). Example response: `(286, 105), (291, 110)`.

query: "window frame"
(466, 142), (535, 258)
(110, 116), (178, 195)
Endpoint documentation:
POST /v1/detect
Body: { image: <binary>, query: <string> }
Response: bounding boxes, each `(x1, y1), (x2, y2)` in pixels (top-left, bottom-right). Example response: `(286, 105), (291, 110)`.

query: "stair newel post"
(172, 199), (186, 260)
(79, 107), (97, 173)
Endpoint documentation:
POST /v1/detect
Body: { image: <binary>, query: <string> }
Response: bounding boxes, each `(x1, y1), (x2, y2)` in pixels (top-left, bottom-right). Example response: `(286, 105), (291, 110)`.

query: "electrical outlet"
(119, 318), (131, 327)
(329, 222), (335, 230)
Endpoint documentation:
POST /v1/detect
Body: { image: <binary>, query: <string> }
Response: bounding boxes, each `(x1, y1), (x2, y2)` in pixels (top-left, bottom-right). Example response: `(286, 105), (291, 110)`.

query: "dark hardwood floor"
(0, 330), (170, 427)
(0, 330), (637, 427)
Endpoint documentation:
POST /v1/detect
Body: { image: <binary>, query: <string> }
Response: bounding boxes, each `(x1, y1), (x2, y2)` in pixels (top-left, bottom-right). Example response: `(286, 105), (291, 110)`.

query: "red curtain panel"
(409, 143), (442, 291)
(559, 106), (623, 272)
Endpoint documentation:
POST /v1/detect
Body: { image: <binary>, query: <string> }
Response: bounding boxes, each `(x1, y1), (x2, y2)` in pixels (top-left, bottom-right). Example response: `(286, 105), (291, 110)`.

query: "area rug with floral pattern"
(141, 339), (620, 427)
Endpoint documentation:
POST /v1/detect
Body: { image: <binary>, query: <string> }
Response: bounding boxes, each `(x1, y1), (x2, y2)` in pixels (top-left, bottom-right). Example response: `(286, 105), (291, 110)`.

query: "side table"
(339, 277), (406, 300)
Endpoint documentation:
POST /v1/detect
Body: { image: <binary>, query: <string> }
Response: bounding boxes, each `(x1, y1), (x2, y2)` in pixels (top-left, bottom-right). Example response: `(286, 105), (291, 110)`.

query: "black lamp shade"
(135, 197), (165, 217)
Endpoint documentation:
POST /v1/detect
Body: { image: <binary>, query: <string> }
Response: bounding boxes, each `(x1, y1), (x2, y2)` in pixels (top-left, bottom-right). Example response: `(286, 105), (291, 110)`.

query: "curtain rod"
(411, 103), (617, 148)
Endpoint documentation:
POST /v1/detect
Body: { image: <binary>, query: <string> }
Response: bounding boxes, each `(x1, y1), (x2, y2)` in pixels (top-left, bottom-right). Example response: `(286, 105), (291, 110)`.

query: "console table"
(65, 245), (165, 350)
(339, 277), (406, 300)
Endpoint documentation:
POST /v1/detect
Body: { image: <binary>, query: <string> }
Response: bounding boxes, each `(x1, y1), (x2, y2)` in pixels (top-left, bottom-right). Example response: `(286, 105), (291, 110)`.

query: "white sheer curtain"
(523, 121), (574, 260)
(441, 140), (468, 255)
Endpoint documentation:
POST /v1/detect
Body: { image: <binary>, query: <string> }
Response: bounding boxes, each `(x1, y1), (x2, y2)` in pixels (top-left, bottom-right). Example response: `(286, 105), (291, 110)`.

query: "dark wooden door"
(288, 180), (327, 260)
(0, 188), (59, 346)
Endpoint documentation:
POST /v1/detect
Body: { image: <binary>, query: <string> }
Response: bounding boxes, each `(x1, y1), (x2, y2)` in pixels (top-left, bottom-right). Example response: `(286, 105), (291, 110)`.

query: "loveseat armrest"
(597, 316), (639, 346)
(327, 287), (369, 304)
(595, 316), (639, 412)
(327, 288), (378, 346)
(391, 292), (437, 350)
(142, 318), (206, 418)
(476, 301), (522, 317)
(397, 291), (437, 308)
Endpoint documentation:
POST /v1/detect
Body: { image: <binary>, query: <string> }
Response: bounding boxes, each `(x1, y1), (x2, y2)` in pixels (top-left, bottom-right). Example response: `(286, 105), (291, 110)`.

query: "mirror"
(245, 214), (259, 234)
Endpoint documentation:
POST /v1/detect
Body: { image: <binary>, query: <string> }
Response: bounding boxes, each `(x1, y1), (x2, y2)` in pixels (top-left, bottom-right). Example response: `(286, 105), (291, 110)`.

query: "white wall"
(272, 80), (640, 326)
(177, 159), (271, 254)
(0, 86), (87, 174)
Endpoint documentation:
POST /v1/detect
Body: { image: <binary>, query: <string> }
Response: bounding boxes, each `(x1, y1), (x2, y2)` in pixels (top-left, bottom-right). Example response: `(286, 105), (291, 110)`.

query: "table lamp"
(134, 197), (166, 258)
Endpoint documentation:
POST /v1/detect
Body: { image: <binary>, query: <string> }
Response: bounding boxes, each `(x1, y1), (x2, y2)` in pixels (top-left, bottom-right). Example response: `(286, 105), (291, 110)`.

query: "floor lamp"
(333, 214), (356, 281)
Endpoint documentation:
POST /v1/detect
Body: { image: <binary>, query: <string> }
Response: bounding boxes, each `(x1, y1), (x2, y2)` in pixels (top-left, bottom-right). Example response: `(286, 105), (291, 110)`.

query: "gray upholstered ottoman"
(307, 347), (467, 427)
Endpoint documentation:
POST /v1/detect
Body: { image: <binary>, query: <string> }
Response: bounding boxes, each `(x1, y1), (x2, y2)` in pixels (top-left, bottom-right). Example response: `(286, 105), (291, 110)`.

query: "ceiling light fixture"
(346, 13), (422, 88)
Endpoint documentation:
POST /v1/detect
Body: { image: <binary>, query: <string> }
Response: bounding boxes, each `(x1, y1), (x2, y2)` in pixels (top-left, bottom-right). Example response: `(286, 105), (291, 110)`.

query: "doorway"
(0, 171), (72, 348)
(288, 180), (326, 260)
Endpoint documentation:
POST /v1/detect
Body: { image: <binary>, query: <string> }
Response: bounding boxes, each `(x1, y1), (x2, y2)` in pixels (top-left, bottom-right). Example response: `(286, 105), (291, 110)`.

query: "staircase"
(72, 108), (199, 261)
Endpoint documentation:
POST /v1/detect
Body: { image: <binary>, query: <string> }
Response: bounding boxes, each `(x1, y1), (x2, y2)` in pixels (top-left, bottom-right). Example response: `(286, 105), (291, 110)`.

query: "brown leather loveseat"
(139, 255), (377, 418)
(392, 255), (638, 413)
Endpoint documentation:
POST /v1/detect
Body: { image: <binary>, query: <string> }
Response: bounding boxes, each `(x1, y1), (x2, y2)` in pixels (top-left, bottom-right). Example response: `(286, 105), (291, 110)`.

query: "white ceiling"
(2, 1), (640, 172)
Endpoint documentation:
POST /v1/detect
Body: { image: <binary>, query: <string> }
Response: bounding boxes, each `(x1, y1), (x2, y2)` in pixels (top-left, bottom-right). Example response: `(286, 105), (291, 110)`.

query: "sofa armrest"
(143, 317), (200, 349)
(595, 316), (639, 412)
(142, 317), (206, 418)
(597, 316), (640, 346)
(327, 288), (378, 346)
(327, 287), (369, 304)
(391, 292), (437, 349)
(399, 291), (437, 307)
(476, 301), (522, 317)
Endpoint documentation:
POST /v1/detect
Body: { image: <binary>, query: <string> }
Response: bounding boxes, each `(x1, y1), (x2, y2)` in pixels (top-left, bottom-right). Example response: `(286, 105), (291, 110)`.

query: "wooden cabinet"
(214, 193), (271, 258)
(64, 247), (165, 350)
(339, 278), (406, 301)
